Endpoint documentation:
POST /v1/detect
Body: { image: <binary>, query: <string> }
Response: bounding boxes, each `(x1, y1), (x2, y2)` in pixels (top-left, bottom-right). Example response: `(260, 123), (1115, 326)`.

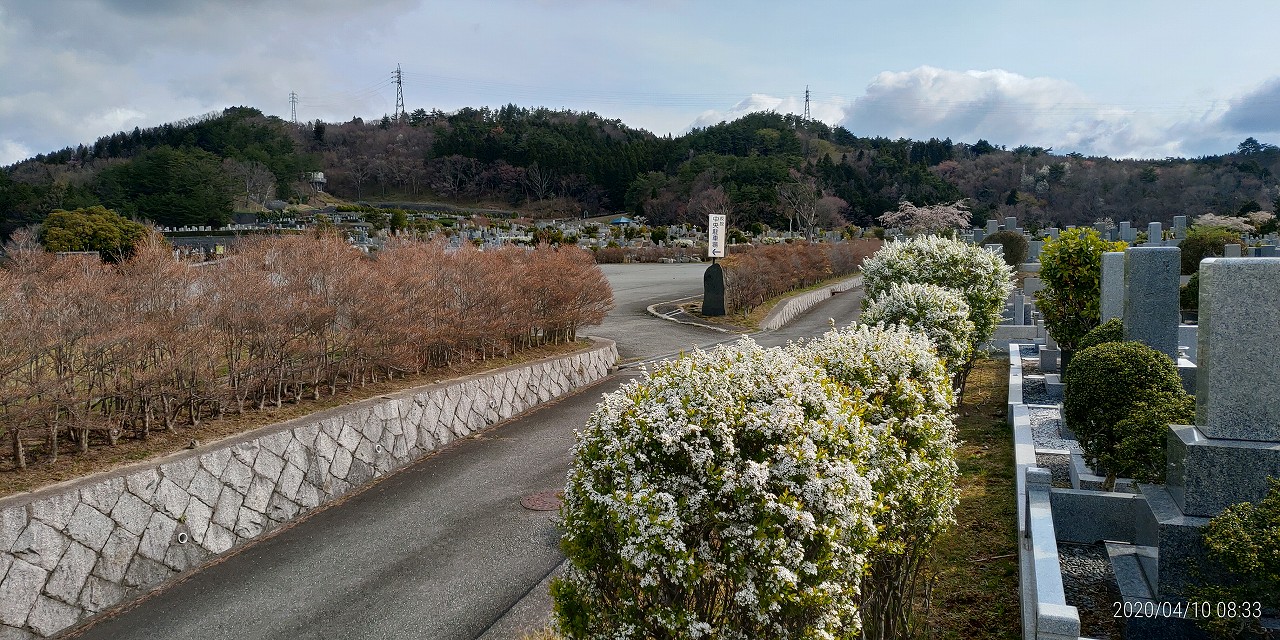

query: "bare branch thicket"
(0, 235), (614, 466)
(721, 240), (881, 315)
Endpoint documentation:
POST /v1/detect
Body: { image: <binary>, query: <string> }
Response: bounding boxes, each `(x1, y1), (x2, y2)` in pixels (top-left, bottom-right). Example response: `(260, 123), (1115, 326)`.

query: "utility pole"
(803, 85), (811, 121)
(289, 91), (298, 124)
(394, 64), (405, 121)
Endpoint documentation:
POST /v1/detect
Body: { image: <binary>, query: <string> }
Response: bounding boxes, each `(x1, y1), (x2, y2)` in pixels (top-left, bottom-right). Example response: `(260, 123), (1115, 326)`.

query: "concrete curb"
(646, 274), (863, 335)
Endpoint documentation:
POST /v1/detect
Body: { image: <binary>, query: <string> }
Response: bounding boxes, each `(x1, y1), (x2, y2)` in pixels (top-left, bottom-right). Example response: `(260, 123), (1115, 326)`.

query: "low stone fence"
(758, 275), (862, 331)
(0, 340), (618, 638)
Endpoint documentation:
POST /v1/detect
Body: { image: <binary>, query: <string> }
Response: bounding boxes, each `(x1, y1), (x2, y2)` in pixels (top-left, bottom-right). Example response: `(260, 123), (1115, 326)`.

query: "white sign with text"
(708, 214), (726, 258)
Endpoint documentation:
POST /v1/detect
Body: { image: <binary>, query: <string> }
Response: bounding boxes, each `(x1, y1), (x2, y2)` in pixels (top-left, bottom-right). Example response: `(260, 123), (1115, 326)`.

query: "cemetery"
(985, 215), (1279, 639)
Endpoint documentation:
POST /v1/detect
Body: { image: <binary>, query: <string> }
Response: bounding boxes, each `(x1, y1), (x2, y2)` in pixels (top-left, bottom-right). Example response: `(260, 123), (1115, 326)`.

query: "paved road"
(69, 266), (864, 640)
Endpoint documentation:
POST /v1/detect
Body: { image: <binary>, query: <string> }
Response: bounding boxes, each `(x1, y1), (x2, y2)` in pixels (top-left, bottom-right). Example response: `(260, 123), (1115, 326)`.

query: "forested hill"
(3, 104), (1279, 238)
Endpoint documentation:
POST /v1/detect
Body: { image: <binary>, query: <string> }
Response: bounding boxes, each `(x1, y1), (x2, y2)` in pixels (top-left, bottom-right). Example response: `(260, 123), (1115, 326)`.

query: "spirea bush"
(862, 235), (1013, 353)
(794, 324), (959, 640)
(1063, 342), (1187, 479)
(552, 337), (881, 639)
(860, 282), (975, 381)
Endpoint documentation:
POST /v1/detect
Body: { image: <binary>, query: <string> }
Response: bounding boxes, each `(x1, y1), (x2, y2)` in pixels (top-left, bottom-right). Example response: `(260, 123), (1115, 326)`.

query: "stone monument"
(1122, 247), (1180, 359)
(702, 262), (726, 316)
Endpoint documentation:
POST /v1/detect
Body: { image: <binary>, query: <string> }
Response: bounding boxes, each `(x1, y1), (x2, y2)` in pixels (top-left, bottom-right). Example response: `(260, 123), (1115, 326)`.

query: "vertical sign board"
(708, 214), (727, 259)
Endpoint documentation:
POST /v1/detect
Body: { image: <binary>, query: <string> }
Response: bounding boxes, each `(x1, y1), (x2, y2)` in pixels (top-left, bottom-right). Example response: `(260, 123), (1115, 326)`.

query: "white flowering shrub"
(860, 282), (974, 381)
(552, 337), (881, 639)
(792, 324), (959, 640)
(861, 234), (1014, 396)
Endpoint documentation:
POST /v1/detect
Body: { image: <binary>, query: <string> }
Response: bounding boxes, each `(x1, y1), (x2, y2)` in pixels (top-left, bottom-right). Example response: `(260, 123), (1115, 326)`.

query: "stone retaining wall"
(758, 275), (861, 331)
(0, 340), (618, 638)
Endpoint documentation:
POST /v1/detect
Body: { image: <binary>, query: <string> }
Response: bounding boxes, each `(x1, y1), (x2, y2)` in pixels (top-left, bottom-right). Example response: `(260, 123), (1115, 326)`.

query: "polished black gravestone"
(703, 262), (725, 316)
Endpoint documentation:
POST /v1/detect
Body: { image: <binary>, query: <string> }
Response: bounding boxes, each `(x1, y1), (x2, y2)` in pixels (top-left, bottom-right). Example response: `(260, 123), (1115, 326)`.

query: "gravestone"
(984, 243), (1003, 257)
(1137, 257), (1280, 597)
(1100, 251), (1126, 322)
(1004, 216), (1018, 232)
(1224, 243), (1241, 257)
(986, 219), (998, 235)
(1028, 240), (1043, 261)
(1147, 222), (1162, 245)
(1172, 215), (1187, 233)
(1122, 247), (1180, 359)
(1012, 294), (1026, 325)
(702, 263), (726, 316)
(1119, 221), (1135, 243)
(1023, 277), (1043, 297)
(972, 228), (985, 244)
(1048, 227), (1060, 240)
(1260, 245), (1277, 257)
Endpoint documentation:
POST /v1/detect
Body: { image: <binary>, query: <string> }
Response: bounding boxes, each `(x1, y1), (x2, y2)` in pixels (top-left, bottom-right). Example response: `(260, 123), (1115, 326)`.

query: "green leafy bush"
(1034, 228), (1126, 363)
(1064, 341), (1186, 477)
(553, 338), (882, 638)
(1107, 390), (1194, 484)
(1187, 478), (1280, 639)
(1179, 226), (1241, 275)
(984, 230), (1029, 267)
(1076, 318), (1124, 353)
(1181, 271), (1200, 311)
(38, 205), (151, 261)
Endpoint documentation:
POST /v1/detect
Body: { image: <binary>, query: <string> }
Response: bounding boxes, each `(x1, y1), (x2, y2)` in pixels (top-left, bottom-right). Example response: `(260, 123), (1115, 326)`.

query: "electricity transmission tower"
(289, 91), (298, 124)
(803, 86), (811, 121)
(394, 64), (405, 120)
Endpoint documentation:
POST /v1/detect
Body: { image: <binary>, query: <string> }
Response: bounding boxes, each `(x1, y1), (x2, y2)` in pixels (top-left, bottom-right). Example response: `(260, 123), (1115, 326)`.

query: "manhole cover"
(521, 491), (563, 511)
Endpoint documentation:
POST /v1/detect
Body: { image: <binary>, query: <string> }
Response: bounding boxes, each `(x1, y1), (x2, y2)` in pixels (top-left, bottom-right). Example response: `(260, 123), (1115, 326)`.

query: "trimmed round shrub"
(793, 324), (958, 639)
(1076, 317), (1124, 353)
(1108, 390), (1194, 484)
(1179, 226), (1241, 275)
(1064, 341), (1186, 475)
(860, 282), (974, 378)
(984, 230), (1029, 267)
(862, 235), (1014, 357)
(552, 337), (880, 639)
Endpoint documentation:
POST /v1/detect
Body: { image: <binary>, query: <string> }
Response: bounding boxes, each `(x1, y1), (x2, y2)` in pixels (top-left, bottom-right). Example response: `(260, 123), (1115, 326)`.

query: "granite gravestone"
(1100, 251), (1126, 322)
(1122, 246), (1180, 359)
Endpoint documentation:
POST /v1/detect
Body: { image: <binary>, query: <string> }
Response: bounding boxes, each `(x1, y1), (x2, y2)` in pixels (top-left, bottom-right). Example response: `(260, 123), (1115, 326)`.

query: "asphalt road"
(68, 265), (864, 640)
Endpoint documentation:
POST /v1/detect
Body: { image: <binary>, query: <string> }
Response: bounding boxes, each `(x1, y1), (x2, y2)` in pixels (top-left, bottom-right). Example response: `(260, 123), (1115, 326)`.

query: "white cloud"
(690, 93), (847, 130)
(0, 140), (33, 167)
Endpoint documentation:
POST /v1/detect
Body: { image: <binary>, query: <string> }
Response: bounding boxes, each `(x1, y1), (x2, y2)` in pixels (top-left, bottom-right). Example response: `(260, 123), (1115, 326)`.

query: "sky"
(2, 0), (1279, 166)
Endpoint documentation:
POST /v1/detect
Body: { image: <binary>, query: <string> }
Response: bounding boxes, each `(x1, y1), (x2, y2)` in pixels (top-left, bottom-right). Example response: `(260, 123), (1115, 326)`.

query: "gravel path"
(1022, 375), (1054, 405)
(1030, 405), (1080, 453)
(1059, 542), (1124, 640)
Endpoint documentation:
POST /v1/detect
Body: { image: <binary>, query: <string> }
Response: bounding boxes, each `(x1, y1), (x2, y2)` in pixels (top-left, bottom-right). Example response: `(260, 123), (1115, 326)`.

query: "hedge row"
(721, 240), (881, 314)
(0, 234), (613, 466)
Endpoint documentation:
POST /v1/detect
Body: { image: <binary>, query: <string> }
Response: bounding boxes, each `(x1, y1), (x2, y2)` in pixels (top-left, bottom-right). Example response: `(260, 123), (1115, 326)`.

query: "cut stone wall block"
(211, 489), (242, 531)
(336, 425), (361, 452)
(201, 524), (234, 555)
(329, 447), (352, 480)
(160, 457), (200, 490)
(161, 531), (208, 572)
(313, 432), (337, 465)
(346, 460), (373, 487)
(43, 541), (95, 605)
(230, 441), (259, 469)
(198, 449), (232, 479)
(265, 494), (300, 522)
(91, 528), (140, 583)
(151, 478), (190, 521)
(293, 424), (320, 449)
(276, 464), (305, 502)
(64, 504), (113, 551)
(0, 509), (29, 552)
(109, 492), (153, 537)
(12, 521), (68, 571)
(186, 468), (222, 507)
(0, 558), (49, 627)
(281, 439), (308, 472)
(124, 470), (160, 503)
(242, 476), (274, 514)
(78, 576), (125, 614)
(28, 494), (79, 531)
(78, 478), (124, 515)
(122, 555), (172, 590)
(294, 483), (321, 510)
(25, 595), (80, 638)
(136, 512), (178, 563)
(259, 431), (291, 457)
(251, 449), (285, 485)
(183, 500), (212, 545)
(318, 417), (341, 440)
(219, 457), (253, 496)
(233, 508), (263, 539)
